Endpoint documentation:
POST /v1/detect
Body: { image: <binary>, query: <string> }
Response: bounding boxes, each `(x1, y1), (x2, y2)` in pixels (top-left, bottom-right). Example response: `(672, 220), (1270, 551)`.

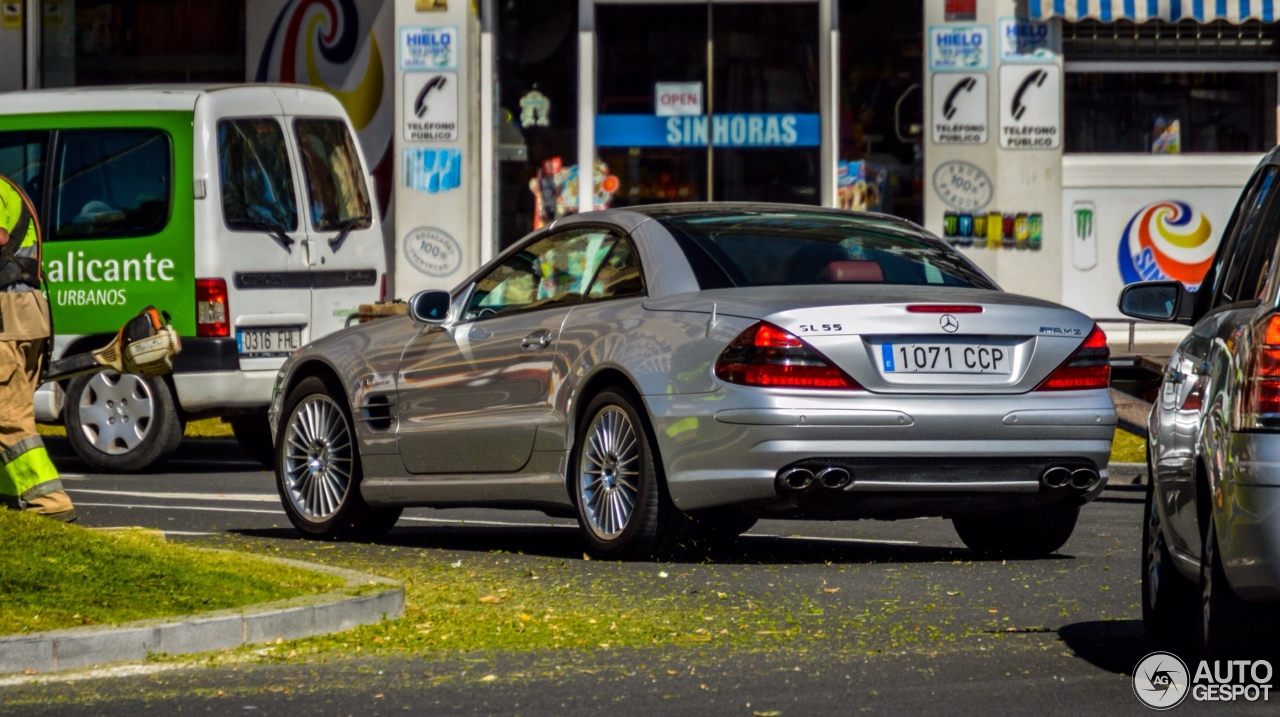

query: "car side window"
(1215, 166), (1278, 307)
(465, 228), (620, 320)
(218, 118), (299, 233)
(49, 129), (172, 240)
(587, 237), (645, 299)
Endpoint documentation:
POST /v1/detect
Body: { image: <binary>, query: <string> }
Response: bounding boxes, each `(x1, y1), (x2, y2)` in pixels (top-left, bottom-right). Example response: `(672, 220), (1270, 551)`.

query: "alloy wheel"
(77, 371), (154, 454)
(579, 406), (641, 539)
(282, 395), (354, 522)
(1146, 492), (1164, 612)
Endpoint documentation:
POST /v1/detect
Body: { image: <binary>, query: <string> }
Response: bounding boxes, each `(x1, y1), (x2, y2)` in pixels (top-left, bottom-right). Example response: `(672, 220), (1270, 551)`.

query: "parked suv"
(0, 85), (386, 471)
(1121, 156), (1280, 653)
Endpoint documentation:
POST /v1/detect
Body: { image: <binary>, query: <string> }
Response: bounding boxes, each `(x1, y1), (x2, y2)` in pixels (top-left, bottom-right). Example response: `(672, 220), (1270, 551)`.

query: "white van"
(0, 85), (387, 471)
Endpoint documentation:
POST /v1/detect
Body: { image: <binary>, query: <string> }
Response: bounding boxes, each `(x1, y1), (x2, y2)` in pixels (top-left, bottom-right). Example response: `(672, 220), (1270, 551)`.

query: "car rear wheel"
(64, 371), (183, 473)
(573, 388), (690, 560)
(1143, 476), (1196, 639)
(276, 376), (401, 540)
(1197, 511), (1277, 657)
(952, 504), (1079, 558)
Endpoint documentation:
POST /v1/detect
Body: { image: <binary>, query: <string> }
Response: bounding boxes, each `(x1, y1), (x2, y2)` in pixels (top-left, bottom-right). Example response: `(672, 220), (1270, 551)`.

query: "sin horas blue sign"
(595, 114), (820, 148)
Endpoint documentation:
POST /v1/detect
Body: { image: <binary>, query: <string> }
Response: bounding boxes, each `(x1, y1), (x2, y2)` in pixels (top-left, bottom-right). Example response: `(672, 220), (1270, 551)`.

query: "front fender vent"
(357, 394), (394, 431)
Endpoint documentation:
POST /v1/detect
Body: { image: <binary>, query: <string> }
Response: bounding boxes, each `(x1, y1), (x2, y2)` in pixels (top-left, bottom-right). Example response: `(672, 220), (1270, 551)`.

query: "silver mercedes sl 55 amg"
(268, 204), (1117, 559)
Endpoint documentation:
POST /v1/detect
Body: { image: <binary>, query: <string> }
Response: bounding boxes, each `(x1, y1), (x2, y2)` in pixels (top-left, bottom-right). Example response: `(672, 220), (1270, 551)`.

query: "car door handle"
(521, 330), (553, 352)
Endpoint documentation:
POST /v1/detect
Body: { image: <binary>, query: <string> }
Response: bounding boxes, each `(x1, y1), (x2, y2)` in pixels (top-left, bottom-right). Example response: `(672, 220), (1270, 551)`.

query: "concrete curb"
(0, 551), (404, 676)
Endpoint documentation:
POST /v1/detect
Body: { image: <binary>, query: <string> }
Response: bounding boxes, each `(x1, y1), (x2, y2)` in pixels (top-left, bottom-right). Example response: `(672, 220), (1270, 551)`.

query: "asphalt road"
(1, 438), (1272, 716)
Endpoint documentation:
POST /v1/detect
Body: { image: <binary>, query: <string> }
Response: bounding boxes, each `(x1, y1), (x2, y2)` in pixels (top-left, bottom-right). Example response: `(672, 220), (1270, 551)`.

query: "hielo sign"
(929, 25), (989, 72)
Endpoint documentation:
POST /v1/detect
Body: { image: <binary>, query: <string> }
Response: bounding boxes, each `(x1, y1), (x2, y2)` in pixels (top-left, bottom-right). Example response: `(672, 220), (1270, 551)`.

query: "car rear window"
(50, 129), (172, 240)
(658, 211), (997, 290)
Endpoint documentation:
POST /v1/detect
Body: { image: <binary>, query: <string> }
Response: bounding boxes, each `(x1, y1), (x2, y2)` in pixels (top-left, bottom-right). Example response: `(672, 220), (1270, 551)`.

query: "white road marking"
(71, 502), (284, 515)
(750, 533), (918, 546)
(401, 516), (575, 528)
(68, 489), (277, 503)
(0, 663), (187, 687)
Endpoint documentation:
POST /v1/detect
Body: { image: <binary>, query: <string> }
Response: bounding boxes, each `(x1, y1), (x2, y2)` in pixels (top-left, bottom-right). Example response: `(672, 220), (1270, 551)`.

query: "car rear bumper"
(173, 370), (276, 413)
(644, 388), (1116, 514)
(1222, 433), (1280, 601)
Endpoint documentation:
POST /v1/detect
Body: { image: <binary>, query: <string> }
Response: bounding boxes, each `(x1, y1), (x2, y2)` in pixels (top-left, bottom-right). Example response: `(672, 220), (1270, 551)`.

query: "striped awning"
(1029, 0), (1279, 22)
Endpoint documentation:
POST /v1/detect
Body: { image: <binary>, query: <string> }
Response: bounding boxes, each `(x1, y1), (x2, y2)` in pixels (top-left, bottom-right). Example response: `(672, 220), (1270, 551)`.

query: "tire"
(229, 413), (274, 466)
(571, 387), (693, 560)
(952, 503), (1080, 558)
(1197, 511), (1277, 657)
(64, 371), (183, 473)
(1143, 477), (1197, 639)
(276, 376), (401, 540)
(687, 506), (758, 547)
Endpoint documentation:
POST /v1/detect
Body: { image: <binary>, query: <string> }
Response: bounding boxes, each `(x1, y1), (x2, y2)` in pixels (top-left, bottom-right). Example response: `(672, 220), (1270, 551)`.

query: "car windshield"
(657, 210), (997, 290)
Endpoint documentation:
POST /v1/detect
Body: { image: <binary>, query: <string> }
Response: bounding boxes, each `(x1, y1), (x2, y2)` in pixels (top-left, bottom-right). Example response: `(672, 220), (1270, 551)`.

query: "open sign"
(655, 82), (703, 116)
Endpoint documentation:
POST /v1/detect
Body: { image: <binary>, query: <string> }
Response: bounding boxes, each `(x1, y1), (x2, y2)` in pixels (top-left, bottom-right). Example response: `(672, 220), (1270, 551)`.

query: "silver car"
(269, 204), (1116, 559)
(1122, 156), (1280, 654)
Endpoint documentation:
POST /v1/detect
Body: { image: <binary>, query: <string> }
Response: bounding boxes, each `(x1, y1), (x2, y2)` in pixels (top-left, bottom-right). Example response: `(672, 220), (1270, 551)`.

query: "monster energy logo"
(1075, 207), (1093, 240)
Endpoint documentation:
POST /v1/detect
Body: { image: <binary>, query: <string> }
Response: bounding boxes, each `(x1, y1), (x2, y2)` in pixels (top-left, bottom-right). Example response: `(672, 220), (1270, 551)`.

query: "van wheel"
(229, 414), (274, 466)
(277, 376), (401, 540)
(952, 504), (1079, 558)
(64, 371), (183, 473)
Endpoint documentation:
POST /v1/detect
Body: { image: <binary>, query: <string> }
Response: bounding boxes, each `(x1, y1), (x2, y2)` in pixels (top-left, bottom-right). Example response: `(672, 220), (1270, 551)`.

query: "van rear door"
(283, 104), (383, 339)
(209, 114), (312, 369)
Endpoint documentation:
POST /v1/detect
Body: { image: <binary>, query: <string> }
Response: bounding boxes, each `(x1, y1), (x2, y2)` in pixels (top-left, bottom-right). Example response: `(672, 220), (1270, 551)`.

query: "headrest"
(819, 260), (884, 283)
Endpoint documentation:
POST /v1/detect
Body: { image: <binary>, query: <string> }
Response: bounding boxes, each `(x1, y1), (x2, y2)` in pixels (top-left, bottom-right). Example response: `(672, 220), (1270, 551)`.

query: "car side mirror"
(408, 289), (452, 325)
(1118, 281), (1194, 325)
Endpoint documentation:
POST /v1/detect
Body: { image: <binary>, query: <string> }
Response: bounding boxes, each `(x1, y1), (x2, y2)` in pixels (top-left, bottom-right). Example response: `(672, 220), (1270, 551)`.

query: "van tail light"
(1035, 324), (1111, 391)
(196, 278), (229, 337)
(715, 322), (861, 390)
(378, 273), (388, 304)
(1243, 315), (1280, 425)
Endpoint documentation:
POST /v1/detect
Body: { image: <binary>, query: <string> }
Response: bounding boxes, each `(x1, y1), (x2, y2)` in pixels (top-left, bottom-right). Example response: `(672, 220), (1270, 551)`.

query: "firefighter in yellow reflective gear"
(0, 173), (74, 521)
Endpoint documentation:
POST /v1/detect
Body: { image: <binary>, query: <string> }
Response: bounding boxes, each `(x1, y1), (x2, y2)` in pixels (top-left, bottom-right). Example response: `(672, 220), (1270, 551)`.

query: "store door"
(594, 1), (821, 206)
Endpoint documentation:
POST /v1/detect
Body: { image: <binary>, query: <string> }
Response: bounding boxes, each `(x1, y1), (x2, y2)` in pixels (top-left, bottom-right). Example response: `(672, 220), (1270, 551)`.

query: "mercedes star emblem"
(940, 314), (960, 333)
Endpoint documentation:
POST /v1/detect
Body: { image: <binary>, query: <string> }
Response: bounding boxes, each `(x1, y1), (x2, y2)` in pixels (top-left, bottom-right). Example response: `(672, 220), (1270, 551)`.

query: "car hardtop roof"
(0, 84), (343, 116)
(562, 202), (924, 234)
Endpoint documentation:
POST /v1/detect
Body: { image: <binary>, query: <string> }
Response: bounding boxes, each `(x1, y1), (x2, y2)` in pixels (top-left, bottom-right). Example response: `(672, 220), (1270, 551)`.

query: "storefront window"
(40, 0), (246, 87)
(837, 0), (923, 223)
(1064, 72), (1277, 154)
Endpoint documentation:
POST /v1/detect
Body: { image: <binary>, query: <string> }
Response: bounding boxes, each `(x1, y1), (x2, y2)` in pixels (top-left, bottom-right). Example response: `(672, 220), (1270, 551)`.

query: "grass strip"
(1110, 429), (1146, 464)
(0, 511), (342, 634)
(38, 417), (233, 439)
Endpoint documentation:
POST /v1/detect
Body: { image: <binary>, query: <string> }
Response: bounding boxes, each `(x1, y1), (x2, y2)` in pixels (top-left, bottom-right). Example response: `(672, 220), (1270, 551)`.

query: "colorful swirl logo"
(255, 0), (391, 213)
(1117, 201), (1216, 289)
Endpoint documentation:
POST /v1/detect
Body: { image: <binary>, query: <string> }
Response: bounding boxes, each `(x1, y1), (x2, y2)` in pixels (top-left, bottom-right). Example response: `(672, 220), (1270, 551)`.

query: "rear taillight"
(1035, 324), (1110, 391)
(196, 278), (229, 337)
(905, 304), (983, 314)
(715, 322), (860, 390)
(1243, 315), (1280, 424)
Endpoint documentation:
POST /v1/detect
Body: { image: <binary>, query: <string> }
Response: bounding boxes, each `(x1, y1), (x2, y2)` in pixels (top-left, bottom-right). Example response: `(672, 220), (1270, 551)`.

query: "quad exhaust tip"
(816, 466), (852, 490)
(1042, 466), (1072, 489)
(779, 467), (814, 490)
(1070, 468), (1100, 490)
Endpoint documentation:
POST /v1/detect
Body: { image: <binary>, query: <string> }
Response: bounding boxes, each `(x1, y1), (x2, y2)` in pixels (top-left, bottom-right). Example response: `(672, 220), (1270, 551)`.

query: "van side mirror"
(1118, 281), (1194, 325)
(408, 290), (452, 325)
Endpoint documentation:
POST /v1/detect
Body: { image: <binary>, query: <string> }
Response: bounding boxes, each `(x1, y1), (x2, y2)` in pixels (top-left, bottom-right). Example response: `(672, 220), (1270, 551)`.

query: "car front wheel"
(952, 504), (1079, 558)
(572, 388), (691, 560)
(276, 376), (401, 540)
(64, 371), (183, 473)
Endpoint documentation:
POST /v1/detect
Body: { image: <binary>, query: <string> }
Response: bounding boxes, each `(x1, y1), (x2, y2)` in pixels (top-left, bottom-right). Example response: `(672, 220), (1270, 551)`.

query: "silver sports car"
(268, 204), (1117, 559)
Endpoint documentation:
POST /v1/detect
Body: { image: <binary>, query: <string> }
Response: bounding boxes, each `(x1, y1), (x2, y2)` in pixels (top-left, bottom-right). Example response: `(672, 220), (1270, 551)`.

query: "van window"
(0, 132), (50, 210)
(50, 129), (171, 240)
(293, 119), (372, 232)
(218, 119), (299, 233)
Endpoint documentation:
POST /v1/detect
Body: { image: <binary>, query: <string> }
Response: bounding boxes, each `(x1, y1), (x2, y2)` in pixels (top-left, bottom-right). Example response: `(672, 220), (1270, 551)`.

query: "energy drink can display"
(957, 213), (973, 243)
(943, 212), (959, 239)
(1014, 213), (1029, 250)
(986, 211), (1002, 250)
(1002, 214), (1015, 249)
(1028, 213), (1043, 250)
(972, 213), (987, 239)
